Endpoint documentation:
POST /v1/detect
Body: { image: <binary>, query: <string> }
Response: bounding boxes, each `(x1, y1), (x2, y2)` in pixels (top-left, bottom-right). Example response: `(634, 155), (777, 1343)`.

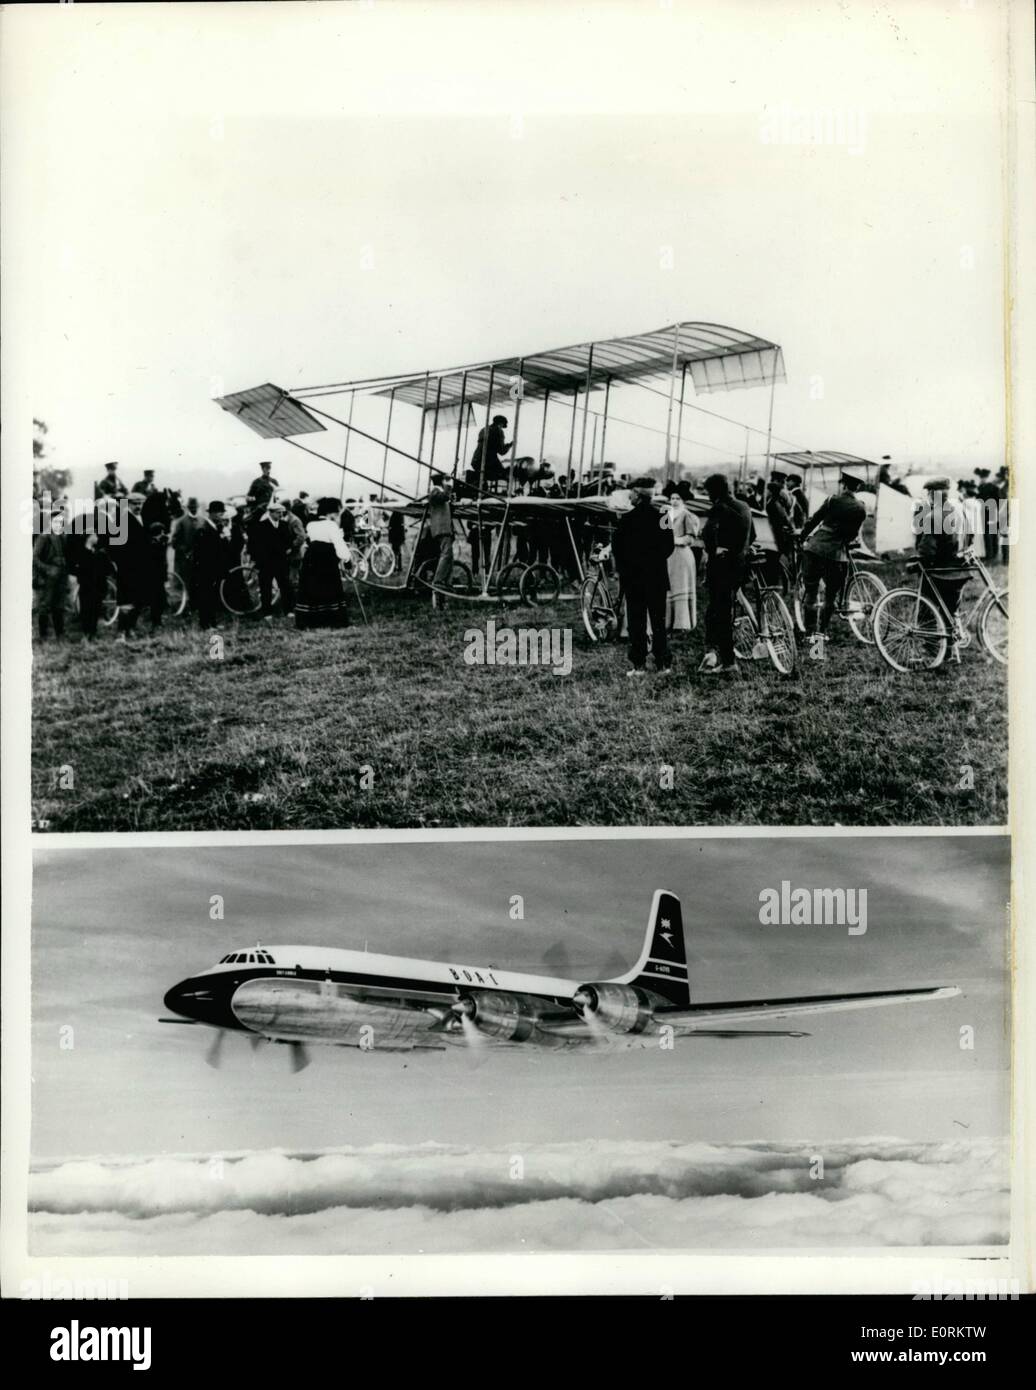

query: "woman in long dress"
(294, 497), (351, 629)
(666, 492), (699, 632)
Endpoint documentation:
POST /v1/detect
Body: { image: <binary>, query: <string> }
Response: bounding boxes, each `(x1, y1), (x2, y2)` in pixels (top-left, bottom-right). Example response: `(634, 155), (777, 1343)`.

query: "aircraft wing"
(658, 985), (959, 1032)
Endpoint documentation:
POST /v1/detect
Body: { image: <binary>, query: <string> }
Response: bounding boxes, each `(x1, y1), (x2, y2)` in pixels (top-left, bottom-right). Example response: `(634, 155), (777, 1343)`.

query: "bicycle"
(65, 572), (119, 629)
(221, 555), (266, 616)
(346, 529), (396, 583)
(871, 550), (1007, 671)
(580, 542), (622, 643)
(790, 537), (886, 644)
(731, 546), (797, 674)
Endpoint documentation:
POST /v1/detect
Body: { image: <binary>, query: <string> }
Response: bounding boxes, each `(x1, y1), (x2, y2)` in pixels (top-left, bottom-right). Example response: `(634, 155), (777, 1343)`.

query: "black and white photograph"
(15, 0), (1015, 833)
(2, 0), (1031, 1356)
(29, 836), (1009, 1258)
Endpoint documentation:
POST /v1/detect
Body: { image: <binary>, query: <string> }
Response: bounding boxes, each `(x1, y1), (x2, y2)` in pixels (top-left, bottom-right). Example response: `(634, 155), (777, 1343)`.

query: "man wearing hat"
(470, 414), (514, 488)
(250, 498), (295, 619)
(917, 477), (972, 642)
(783, 474), (806, 527)
(113, 492), (151, 636)
(246, 461), (280, 521)
(612, 476), (675, 676)
(700, 473), (754, 673)
(798, 474), (866, 638)
(131, 467), (157, 496)
(95, 461), (127, 501)
(192, 500), (232, 629)
(765, 475), (797, 577)
(974, 467), (1001, 563)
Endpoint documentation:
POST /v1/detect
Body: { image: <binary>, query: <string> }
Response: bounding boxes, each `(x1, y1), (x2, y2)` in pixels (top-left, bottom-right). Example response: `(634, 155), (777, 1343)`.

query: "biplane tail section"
(610, 890), (690, 1007)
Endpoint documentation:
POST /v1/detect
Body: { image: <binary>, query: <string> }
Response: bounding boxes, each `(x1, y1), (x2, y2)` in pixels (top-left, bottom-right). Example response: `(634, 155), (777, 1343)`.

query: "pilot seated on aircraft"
(470, 415), (515, 489)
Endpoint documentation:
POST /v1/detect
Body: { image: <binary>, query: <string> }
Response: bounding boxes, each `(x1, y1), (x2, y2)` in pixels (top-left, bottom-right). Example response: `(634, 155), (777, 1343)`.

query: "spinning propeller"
(196, 1025), (310, 1072)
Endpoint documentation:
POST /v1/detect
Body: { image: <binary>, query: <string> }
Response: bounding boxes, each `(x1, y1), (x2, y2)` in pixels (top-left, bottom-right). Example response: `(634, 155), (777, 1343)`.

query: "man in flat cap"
(798, 473), (866, 639)
(916, 476), (972, 648)
(612, 476), (674, 676)
(250, 497), (295, 620)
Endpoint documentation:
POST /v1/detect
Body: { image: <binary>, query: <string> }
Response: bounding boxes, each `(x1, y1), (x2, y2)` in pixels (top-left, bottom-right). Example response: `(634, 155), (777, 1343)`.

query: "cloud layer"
(29, 1137), (1008, 1255)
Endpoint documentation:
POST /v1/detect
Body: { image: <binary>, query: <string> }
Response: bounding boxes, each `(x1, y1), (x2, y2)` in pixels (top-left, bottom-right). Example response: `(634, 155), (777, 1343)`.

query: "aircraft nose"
(163, 979), (194, 1019)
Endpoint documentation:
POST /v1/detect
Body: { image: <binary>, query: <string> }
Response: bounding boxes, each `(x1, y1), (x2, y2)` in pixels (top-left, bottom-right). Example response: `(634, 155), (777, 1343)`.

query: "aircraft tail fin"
(611, 890), (690, 1007)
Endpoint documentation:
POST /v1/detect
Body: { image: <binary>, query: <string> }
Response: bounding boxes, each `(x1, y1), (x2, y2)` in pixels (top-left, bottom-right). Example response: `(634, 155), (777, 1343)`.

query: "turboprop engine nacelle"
(456, 991), (538, 1042)
(573, 982), (654, 1034)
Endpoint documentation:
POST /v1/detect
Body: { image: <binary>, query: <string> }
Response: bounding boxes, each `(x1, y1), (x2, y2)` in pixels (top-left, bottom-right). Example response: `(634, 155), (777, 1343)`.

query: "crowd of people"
(31, 459), (397, 639)
(31, 451), (1009, 678)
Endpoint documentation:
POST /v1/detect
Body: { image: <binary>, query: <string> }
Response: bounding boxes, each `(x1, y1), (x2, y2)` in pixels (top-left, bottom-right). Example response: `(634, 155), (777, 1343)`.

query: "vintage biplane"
(214, 320), (787, 603)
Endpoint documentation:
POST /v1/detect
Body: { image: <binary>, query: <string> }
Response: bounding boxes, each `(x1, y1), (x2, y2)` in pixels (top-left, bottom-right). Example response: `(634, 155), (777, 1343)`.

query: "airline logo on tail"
(615, 890), (690, 1007)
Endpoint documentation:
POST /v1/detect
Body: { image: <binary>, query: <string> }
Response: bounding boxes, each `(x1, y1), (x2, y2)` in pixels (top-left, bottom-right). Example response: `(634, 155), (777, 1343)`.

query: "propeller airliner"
(160, 890), (960, 1071)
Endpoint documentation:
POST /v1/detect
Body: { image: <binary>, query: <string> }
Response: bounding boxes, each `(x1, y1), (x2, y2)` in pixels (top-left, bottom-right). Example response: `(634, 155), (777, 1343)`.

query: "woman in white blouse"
(666, 486), (700, 632)
(294, 498), (351, 629)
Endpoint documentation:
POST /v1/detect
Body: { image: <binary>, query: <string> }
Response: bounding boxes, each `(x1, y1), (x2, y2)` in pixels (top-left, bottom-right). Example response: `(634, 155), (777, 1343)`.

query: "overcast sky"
(5, 0), (1011, 504)
(31, 836), (1009, 1158)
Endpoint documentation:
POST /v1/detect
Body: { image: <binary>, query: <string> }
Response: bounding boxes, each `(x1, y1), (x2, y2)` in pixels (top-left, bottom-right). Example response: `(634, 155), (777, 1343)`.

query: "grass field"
(31, 562), (1007, 831)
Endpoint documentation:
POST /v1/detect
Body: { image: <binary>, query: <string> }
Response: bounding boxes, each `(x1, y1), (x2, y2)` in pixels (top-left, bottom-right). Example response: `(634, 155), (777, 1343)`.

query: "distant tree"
(33, 417), (72, 497)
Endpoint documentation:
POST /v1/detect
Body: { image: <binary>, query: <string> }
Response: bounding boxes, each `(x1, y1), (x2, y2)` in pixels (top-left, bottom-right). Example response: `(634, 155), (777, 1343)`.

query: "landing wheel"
(519, 563), (560, 606)
(415, 559), (474, 596)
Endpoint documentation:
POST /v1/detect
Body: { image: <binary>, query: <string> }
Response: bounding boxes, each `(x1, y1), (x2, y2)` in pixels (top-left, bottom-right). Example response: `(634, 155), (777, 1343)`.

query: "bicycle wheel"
(346, 544), (370, 582)
(100, 575), (119, 627)
(733, 590), (758, 661)
(844, 570), (886, 645)
(221, 564), (262, 616)
(580, 574), (618, 643)
(166, 569), (188, 618)
(415, 558), (474, 595)
(780, 555), (806, 634)
(761, 591), (797, 674)
(495, 560), (527, 602)
(520, 563), (561, 606)
(872, 588), (948, 671)
(367, 541), (396, 580)
(978, 588), (1008, 665)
